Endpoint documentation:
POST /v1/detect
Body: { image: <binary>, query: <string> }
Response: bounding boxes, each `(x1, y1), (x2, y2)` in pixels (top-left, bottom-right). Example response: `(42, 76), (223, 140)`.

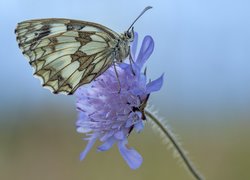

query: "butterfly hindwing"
(15, 19), (120, 94)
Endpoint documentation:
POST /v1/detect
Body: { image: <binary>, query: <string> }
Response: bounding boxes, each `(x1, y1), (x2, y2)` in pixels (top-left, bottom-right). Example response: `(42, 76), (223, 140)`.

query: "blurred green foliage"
(1, 105), (250, 180)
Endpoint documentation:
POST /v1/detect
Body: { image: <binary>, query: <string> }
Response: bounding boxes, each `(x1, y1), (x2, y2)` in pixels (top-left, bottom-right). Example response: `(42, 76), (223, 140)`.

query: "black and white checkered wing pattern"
(15, 18), (120, 95)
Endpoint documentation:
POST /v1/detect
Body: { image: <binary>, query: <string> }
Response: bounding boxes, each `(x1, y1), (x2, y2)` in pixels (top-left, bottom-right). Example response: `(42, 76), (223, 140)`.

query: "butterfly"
(15, 6), (152, 95)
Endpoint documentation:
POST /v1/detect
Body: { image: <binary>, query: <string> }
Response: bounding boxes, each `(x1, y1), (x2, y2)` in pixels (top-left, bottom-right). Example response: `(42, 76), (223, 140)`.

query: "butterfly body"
(15, 6), (152, 95)
(15, 18), (134, 94)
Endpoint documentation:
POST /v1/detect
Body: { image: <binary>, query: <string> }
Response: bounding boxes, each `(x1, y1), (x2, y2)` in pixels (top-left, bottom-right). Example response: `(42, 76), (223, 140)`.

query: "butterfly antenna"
(127, 6), (153, 32)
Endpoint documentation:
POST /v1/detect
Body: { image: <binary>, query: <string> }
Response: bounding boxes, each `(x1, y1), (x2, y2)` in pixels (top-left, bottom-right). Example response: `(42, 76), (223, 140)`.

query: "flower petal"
(136, 35), (154, 68)
(146, 74), (164, 93)
(98, 138), (116, 151)
(76, 111), (87, 121)
(80, 136), (97, 160)
(119, 62), (130, 69)
(100, 130), (115, 142)
(118, 140), (143, 169)
(76, 113), (92, 133)
(76, 126), (92, 133)
(125, 118), (133, 127)
(114, 130), (125, 140)
(130, 32), (138, 60)
(134, 121), (144, 132)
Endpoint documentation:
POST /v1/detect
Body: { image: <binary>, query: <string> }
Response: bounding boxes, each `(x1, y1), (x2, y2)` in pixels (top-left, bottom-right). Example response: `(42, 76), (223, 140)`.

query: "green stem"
(145, 110), (204, 180)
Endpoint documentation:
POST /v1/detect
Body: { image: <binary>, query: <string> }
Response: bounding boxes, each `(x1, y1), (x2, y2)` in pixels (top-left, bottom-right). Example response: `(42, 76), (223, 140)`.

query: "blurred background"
(1, 0), (250, 179)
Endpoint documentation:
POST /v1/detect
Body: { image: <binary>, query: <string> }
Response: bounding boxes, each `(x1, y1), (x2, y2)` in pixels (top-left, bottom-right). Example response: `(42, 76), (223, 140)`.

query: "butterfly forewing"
(15, 18), (122, 95)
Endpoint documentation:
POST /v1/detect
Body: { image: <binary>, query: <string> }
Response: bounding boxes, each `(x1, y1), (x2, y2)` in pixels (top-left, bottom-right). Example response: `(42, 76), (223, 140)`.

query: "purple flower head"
(75, 32), (163, 169)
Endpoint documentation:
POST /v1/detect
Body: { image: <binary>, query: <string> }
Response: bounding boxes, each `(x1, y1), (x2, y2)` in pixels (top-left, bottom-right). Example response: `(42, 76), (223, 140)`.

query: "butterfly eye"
(125, 29), (134, 41)
(127, 32), (131, 38)
(125, 31), (133, 40)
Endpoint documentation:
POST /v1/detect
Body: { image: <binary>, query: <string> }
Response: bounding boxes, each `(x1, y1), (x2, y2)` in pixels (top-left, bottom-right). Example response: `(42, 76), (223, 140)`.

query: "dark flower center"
(138, 94), (150, 120)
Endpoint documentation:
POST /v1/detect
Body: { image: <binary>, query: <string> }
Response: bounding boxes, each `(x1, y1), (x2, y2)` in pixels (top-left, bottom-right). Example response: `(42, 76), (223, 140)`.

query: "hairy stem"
(145, 110), (204, 180)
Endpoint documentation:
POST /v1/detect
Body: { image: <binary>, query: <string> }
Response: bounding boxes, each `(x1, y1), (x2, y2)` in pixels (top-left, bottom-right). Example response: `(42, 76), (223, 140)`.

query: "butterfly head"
(125, 6), (152, 41)
(124, 27), (134, 42)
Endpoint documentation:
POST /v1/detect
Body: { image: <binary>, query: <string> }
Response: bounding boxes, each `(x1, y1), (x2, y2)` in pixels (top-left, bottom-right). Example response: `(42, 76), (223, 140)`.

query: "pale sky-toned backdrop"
(1, 0), (250, 122)
(1, 0), (250, 179)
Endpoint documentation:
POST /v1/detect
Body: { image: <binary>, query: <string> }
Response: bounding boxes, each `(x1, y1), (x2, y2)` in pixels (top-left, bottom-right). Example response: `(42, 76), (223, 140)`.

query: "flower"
(75, 32), (163, 169)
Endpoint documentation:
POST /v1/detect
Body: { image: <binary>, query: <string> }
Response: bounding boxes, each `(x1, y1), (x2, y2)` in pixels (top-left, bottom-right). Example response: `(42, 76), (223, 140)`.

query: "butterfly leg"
(113, 63), (121, 93)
